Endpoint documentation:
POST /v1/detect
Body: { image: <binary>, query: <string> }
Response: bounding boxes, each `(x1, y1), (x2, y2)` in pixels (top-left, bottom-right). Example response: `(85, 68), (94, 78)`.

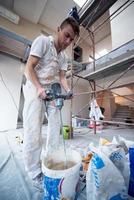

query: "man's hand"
(66, 90), (73, 99)
(37, 87), (47, 99)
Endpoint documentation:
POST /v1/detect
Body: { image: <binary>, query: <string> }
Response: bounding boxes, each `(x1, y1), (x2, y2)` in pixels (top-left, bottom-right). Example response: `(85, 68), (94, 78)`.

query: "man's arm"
(25, 55), (46, 99)
(59, 70), (71, 92)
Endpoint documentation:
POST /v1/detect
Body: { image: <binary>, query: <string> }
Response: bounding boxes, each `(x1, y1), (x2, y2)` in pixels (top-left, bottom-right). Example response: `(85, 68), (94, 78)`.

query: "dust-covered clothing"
(28, 35), (68, 85)
(23, 35), (68, 179)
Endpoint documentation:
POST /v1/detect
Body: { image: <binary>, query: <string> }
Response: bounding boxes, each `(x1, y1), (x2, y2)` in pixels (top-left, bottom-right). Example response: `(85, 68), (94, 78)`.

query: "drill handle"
(55, 94), (67, 99)
(45, 89), (53, 101)
(55, 91), (73, 100)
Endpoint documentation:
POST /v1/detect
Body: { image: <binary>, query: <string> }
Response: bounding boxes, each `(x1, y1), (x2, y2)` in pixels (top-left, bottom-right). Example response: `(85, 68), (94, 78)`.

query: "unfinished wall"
(115, 96), (134, 108)
(97, 91), (116, 120)
(112, 87), (134, 108)
(96, 70), (134, 113)
(0, 53), (24, 131)
(110, 1), (134, 49)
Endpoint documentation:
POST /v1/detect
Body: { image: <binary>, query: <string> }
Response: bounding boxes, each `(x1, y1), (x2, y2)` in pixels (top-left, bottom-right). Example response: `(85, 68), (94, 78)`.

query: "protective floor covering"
(0, 130), (43, 200)
(0, 125), (134, 200)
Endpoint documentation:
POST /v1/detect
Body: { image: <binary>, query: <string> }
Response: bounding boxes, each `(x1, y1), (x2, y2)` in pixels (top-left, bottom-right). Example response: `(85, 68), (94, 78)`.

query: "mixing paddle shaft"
(45, 83), (73, 169)
(59, 109), (68, 169)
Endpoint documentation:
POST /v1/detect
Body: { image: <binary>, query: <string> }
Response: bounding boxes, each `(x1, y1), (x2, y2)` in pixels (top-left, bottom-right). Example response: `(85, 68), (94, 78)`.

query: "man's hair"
(60, 17), (80, 36)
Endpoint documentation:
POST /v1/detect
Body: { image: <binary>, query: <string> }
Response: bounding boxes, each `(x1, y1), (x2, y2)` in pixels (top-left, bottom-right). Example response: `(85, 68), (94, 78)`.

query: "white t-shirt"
(29, 35), (68, 85)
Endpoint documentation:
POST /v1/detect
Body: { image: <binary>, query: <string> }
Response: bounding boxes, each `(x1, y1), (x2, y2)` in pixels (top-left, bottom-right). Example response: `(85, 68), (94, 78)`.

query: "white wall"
(0, 16), (53, 40)
(0, 53), (24, 131)
(110, 0), (134, 49)
(95, 35), (112, 55)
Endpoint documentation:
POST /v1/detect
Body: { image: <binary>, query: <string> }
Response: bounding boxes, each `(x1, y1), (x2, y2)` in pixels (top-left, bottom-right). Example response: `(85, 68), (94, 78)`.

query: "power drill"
(45, 83), (73, 110)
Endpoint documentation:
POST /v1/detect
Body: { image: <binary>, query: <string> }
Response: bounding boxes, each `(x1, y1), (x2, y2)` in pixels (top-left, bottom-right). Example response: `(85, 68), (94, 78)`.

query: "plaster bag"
(86, 146), (128, 200)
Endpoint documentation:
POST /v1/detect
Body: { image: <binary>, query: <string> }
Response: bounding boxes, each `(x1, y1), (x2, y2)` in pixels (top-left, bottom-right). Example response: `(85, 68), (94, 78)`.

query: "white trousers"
(23, 81), (60, 179)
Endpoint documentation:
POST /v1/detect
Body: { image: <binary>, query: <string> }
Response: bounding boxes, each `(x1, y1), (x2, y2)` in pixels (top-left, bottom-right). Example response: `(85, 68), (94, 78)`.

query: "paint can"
(42, 148), (82, 199)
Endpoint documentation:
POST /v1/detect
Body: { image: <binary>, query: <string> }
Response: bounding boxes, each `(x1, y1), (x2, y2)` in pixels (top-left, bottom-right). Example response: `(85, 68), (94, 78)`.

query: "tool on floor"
(45, 83), (73, 168)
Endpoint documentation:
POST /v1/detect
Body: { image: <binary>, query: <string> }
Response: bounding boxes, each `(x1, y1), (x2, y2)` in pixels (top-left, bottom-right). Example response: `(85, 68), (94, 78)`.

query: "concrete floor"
(0, 125), (134, 200)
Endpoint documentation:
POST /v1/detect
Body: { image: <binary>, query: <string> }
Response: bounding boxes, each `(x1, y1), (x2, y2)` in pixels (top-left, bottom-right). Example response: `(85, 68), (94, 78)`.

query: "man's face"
(58, 24), (76, 50)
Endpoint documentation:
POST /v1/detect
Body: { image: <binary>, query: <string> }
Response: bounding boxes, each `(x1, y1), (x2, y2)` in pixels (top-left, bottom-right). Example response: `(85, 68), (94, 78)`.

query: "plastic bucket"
(42, 148), (82, 200)
(62, 125), (70, 139)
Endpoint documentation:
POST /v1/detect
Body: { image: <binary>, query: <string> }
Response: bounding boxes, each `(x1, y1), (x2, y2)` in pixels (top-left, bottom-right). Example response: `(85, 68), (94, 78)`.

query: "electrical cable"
(0, 71), (23, 121)
(94, 0), (132, 38)
(110, 0), (134, 22)
(77, 0), (91, 14)
(76, 0), (133, 48)
(74, 0), (103, 49)
(93, 0), (133, 33)
(107, 63), (134, 88)
(74, 101), (91, 116)
(79, 0), (103, 29)
(0, 151), (11, 171)
(5, 134), (32, 200)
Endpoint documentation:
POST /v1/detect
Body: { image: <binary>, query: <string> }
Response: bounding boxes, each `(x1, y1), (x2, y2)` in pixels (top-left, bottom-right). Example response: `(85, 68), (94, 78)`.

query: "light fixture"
(73, 0), (87, 7)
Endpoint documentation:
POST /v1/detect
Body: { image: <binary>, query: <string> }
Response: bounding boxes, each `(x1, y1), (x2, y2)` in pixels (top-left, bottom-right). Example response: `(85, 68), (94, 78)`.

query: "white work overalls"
(23, 35), (67, 179)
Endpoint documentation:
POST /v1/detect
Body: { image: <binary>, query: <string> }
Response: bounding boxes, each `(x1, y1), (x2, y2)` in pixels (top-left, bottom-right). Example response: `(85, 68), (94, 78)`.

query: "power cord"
(0, 71), (23, 121)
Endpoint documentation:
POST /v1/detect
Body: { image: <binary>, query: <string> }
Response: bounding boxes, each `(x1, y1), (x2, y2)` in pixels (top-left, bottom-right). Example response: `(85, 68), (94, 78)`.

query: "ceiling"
(0, 0), (111, 45)
(0, 0), (78, 30)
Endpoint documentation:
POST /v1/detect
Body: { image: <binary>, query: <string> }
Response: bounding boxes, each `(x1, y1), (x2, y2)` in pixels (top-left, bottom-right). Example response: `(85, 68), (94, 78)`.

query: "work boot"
(32, 173), (44, 192)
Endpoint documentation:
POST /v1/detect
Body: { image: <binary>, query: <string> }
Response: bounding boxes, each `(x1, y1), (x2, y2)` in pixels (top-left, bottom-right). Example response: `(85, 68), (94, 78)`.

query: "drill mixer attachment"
(45, 83), (73, 110)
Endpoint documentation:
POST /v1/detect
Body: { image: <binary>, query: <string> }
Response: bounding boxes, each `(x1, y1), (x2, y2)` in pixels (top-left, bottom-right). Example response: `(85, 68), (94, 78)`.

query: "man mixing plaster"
(23, 17), (80, 191)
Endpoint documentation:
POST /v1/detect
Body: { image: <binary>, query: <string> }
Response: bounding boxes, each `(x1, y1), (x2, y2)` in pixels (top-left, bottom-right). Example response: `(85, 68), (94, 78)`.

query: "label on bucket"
(44, 176), (61, 199)
(44, 174), (79, 200)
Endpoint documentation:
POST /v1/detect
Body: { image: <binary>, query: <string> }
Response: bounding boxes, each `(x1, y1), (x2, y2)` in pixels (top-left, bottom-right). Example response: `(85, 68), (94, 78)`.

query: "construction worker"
(23, 17), (80, 191)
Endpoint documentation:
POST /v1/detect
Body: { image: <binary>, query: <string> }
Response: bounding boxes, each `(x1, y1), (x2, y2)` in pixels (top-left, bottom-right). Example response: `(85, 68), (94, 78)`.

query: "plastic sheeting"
(0, 131), (43, 200)
(0, 128), (87, 200)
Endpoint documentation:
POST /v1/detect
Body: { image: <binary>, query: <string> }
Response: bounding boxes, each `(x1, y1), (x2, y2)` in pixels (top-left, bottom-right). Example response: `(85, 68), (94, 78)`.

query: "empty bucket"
(42, 148), (82, 200)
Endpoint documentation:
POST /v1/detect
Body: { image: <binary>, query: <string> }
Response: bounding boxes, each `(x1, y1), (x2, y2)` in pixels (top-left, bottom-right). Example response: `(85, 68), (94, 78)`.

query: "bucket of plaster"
(42, 148), (82, 200)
